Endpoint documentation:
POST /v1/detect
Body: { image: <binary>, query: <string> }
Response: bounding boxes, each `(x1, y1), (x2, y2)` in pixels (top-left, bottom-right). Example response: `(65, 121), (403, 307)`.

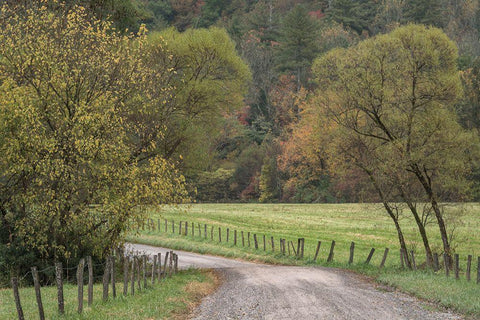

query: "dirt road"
(127, 243), (461, 320)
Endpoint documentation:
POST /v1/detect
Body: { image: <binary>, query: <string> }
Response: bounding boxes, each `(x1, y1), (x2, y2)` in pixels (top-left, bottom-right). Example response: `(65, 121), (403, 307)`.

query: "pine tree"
(276, 4), (319, 89)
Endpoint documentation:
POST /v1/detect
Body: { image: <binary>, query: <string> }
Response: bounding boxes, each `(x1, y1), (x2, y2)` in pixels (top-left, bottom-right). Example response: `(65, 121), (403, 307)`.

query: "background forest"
(97, 0), (480, 204)
(4, 0), (480, 204)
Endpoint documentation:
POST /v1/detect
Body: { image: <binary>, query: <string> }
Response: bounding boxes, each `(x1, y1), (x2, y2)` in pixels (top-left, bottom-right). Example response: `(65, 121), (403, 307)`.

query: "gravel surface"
(127, 243), (462, 320)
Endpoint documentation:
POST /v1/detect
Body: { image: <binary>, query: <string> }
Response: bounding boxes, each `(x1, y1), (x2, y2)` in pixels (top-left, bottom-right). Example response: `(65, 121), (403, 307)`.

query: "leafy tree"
(145, 27), (251, 174)
(0, 2), (188, 277)
(313, 24), (479, 264)
(193, 168), (236, 202)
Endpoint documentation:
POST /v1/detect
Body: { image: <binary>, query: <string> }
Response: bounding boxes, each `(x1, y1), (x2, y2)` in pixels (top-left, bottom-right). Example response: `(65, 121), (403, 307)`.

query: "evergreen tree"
(259, 156), (281, 202)
(327, 0), (378, 35)
(403, 0), (448, 28)
(276, 4), (319, 88)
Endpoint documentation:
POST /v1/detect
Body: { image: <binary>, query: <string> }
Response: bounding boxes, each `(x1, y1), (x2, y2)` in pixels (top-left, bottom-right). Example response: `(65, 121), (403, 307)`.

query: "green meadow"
(130, 203), (480, 317)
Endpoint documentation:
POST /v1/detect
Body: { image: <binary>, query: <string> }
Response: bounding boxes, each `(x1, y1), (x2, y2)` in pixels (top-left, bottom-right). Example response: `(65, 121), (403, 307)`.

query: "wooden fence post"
(169, 251), (174, 277)
(31, 267), (45, 320)
(198, 223), (201, 237)
(297, 238), (301, 258)
(444, 253), (450, 277)
(410, 251), (417, 271)
(185, 222), (188, 236)
(380, 248), (389, 268)
(77, 258), (85, 313)
(174, 254), (178, 273)
(282, 239), (286, 255)
(263, 235), (266, 251)
(179, 221), (182, 235)
(226, 228), (229, 242)
(271, 236), (275, 252)
(327, 241), (335, 262)
(234, 230), (237, 246)
(211, 226), (214, 240)
(254, 234), (258, 249)
(288, 240), (291, 256)
(218, 227), (221, 242)
(11, 277), (24, 320)
(102, 257), (111, 301)
(131, 257), (136, 295)
(297, 238), (303, 258)
(172, 220), (175, 234)
(111, 256), (116, 298)
(313, 241), (322, 262)
(85, 256), (93, 306)
(152, 255), (157, 285)
(477, 257), (480, 284)
(349, 242), (355, 264)
(157, 253), (162, 280)
(433, 253), (440, 271)
(55, 262), (64, 314)
(454, 254), (460, 280)
(248, 232), (251, 247)
(467, 255), (472, 281)
(163, 252), (169, 277)
(165, 219), (168, 232)
(192, 222), (194, 237)
(241, 231), (245, 246)
(123, 256), (129, 296)
(143, 255), (147, 288)
(137, 256), (141, 290)
(365, 248), (375, 265)
(204, 224), (207, 239)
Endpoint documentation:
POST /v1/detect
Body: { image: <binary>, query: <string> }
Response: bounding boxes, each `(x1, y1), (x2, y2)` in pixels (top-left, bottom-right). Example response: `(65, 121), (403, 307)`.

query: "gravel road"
(127, 243), (462, 320)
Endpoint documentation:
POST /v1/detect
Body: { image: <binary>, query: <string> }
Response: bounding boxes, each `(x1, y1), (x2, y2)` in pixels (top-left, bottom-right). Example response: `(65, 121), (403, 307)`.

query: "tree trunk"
(399, 188), (434, 267)
(412, 164), (451, 263)
(366, 169), (412, 268)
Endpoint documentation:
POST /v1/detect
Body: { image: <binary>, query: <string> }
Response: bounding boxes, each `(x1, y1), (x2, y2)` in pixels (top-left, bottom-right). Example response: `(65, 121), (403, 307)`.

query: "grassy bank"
(129, 203), (480, 317)
(0, 269), (217, 319)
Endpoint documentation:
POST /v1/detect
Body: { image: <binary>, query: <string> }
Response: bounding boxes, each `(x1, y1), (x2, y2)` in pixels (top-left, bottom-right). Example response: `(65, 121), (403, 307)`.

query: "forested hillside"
(11, 0), (480, 205)
(133, 0), (480, 203)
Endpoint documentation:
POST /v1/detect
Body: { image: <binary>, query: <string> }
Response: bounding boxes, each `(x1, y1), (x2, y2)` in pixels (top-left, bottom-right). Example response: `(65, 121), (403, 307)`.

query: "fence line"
(145, 218), (480, 285)
(10, 249), (181, 319)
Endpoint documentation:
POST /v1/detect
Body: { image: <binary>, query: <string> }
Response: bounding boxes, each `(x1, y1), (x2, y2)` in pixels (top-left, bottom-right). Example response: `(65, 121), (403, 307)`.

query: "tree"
(144, 27), (251, 174)
(403, 0), (447, 28)
(313, 24), (478, 264)
(327, 0), (379, 35)
(276, 4), (319, 89)
(0, 2), (188, 277)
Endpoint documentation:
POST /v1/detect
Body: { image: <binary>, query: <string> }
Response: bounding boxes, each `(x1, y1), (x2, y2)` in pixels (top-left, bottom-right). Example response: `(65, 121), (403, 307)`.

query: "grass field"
(130, 203), (480, 317)
(0, 269), (217, 319)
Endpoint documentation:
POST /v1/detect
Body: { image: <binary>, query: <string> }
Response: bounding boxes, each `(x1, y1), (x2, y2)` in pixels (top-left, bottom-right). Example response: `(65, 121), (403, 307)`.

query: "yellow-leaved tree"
(0, 1), (188, 278)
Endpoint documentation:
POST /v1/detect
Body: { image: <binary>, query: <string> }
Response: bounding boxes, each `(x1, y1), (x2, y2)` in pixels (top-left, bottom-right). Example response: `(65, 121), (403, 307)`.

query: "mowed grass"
(129, 203), (480, 317)
(0, 269), (217, 319)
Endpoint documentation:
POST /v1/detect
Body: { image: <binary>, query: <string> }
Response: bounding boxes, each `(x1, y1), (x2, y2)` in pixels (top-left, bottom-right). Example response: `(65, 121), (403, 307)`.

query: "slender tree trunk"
(383, 202), (412, 269)
(366, 170), (412, 268)
(412, 164), (451, 263)
(399, 188), (434, 267)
